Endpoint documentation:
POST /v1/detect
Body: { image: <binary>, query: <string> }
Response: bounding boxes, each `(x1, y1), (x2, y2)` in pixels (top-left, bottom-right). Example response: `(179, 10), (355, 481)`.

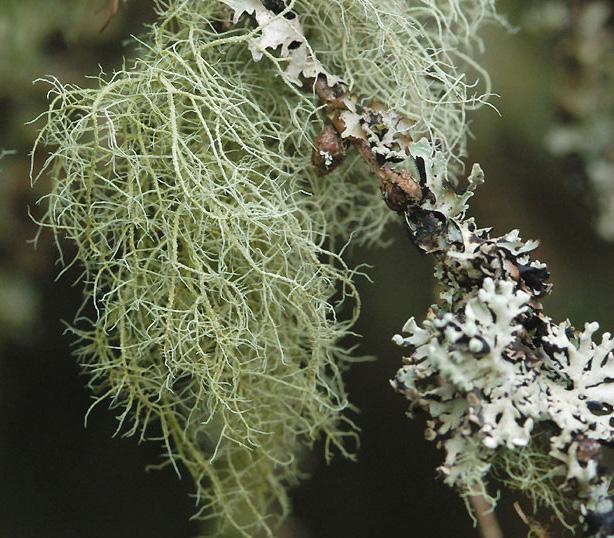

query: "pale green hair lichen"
(449, 434), (575, 533)
(493, 437), (575, 531)
(33, 4), (363, 535)
(31, 0), (502, 534)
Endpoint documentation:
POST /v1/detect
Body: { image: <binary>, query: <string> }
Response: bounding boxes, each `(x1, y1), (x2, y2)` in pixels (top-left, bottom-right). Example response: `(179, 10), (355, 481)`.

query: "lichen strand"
(389, 137), (614, 535)
(33, 2), (366, 536)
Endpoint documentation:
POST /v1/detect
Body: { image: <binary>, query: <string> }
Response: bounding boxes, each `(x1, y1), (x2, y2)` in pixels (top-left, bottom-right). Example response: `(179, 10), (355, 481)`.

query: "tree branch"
(470, 495), (503, 538)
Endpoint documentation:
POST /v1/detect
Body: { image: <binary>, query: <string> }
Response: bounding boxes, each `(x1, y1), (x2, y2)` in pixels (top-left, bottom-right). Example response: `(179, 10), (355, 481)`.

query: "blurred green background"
(1, 1), (612, 537)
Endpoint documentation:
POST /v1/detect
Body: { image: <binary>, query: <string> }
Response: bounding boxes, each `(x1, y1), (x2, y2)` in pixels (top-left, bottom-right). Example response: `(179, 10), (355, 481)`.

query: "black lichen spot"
(415, 156), (427, 185)
(517, 263), (550, 294)
(407, 208), (447, 252)
(587, 401), (614, 416)
(262, 0), (286, 14)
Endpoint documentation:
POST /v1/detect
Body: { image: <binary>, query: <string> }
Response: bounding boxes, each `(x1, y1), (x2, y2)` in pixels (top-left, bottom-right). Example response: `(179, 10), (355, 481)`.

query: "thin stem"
(470, 495), (503, 538)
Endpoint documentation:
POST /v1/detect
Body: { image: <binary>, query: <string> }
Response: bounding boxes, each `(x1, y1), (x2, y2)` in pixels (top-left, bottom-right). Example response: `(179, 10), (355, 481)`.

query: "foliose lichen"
(288, 26), (614, 530)
(389, 136), (614, 535)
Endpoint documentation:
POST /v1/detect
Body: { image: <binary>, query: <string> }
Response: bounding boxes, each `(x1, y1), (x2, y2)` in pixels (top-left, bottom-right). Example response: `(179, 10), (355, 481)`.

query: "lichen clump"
(390, 138), (614, 534)
(34, 3), (362, 535)
(33, 0), (502, 534)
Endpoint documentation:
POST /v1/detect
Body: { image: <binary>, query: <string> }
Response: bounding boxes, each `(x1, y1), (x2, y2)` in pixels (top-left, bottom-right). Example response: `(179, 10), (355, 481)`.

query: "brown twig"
(312, 76), (422, 212)
(514, 502), (552, 538)
(470, 495), (504, 538)
(311, 72), (507, 538)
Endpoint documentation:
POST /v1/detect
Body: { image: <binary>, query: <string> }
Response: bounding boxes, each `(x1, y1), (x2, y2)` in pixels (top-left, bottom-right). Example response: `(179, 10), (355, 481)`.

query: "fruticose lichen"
(34, 3), (361, 535)
(33, 0), (502, 535)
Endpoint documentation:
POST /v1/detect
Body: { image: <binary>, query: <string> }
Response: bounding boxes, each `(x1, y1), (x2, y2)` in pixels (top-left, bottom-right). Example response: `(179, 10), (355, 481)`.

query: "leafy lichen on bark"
(387, 90), (614, 538)
(287, 9), (614, 532)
